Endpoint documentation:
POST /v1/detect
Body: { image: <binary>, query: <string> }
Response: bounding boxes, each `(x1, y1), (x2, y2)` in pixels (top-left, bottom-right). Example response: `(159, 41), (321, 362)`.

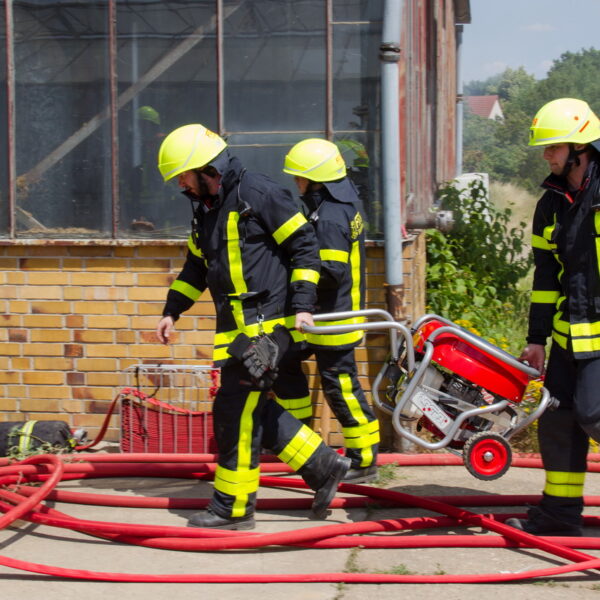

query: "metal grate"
(119, 363), (219, 454)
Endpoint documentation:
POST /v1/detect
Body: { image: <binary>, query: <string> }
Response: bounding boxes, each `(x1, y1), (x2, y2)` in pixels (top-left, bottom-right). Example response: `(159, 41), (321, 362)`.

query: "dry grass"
(489, 181), (538, 249)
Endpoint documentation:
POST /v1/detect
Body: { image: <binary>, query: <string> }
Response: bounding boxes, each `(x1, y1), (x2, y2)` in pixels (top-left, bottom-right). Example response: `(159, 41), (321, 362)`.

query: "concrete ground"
(1, 446), (600, 599)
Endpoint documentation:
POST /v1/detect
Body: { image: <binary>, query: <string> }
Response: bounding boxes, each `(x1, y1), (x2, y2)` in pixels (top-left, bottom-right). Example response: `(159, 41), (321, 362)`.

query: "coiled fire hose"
(2, 452), (600, 583)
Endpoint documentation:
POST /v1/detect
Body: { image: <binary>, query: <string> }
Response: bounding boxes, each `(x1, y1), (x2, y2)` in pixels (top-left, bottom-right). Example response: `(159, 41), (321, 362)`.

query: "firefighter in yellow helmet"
(276, 138), (380, 483)
(505, 99), (600, 536)
(156, 125), (350, 529)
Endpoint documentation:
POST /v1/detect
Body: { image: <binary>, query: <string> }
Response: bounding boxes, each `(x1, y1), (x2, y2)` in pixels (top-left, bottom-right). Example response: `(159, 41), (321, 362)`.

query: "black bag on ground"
(0, 420), (77, 456)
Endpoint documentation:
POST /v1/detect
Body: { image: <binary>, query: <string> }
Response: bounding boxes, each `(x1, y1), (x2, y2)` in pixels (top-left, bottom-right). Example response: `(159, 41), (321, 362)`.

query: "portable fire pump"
(304, 309), (556, 481)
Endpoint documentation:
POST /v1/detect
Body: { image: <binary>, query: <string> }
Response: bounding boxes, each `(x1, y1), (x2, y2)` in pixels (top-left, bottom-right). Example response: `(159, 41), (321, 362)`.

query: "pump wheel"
(463, 432), (512, 481)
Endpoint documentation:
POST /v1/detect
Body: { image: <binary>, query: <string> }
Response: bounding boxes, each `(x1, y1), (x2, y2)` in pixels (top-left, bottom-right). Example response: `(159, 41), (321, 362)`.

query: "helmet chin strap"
(560, 144), (587, 178)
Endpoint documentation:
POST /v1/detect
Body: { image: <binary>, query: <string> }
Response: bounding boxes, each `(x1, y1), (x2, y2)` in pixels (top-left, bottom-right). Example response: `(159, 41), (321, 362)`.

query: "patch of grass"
(372, 463), (399, 487)
(343, 547), (365, 573)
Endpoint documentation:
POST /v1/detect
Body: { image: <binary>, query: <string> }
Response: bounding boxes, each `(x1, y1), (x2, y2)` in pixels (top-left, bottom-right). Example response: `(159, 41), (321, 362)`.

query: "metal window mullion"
(5, 0), (15, 238)
(325, 0), (333, 140)
(109, 0), (119, 238)
(217, 0), (224, 135)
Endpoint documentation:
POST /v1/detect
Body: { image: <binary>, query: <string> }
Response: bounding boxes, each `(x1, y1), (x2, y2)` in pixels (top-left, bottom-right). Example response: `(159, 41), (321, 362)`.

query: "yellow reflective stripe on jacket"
(187, 235), (203, 258)
(214, 315), (298, 346)
(320, 249), (349, 263)
(305, 315), (365, 346)
(349, 240), (361, 311)
(531, 290), (560, 304)
(291, 268), (320, 284)
(170, 279), (202, 302)
(212, 315), (304, 362)
(272, 213), (307, 245)
(275, 395), (313, 420)
(227, 212), (247, 295)
(595, 212), (600, 287)
(572, 337), (600, 353)
(544, 471), (585, 498)
(277, 424), (322, 471)
(17, 421), (37, 452)
(571, 321), (600, 338)
(532, 233), (555, 251)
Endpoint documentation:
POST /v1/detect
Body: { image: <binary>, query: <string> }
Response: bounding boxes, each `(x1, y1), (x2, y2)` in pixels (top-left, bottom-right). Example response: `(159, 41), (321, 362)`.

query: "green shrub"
(425, 178), (532, 354)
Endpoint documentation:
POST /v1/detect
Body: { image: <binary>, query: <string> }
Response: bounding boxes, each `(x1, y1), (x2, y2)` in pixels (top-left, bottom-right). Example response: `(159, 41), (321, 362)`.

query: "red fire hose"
(1, 452), (600, 583)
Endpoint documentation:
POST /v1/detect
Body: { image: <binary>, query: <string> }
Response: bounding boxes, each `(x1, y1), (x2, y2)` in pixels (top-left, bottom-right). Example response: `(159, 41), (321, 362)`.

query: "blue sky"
(462, 0), (600, 84)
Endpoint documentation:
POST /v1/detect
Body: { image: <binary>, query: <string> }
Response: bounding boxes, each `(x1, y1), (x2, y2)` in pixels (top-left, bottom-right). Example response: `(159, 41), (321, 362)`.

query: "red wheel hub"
(469, 437), (509, 477)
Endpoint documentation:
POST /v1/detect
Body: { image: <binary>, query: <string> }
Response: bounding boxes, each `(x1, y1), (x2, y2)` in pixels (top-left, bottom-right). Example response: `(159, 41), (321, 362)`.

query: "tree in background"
(463, 48), (600, 193)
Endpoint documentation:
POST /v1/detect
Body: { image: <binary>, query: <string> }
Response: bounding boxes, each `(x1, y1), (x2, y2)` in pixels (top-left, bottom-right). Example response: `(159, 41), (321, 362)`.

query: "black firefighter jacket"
(301, 181), (366, 350)
(528, 157), (600, 358)
(162, 155), (320, 364)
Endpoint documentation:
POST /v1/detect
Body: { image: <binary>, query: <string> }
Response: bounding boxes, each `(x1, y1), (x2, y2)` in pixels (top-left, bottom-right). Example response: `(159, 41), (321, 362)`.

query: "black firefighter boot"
(505, 495), (583, 537)
(187, 507), (255, 530)
(309, 453), (351, 519)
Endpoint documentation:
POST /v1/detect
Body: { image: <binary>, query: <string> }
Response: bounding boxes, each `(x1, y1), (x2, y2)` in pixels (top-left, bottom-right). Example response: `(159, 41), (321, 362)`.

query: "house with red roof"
(467, 95), (504, 120)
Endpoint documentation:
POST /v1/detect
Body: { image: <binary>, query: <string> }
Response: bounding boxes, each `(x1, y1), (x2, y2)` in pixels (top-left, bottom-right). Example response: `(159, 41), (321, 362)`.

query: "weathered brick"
(34, 358), (74, 370)
(128, 287), (168, 302)
(23, 315), (64, 328)
(114, 247), (136, 257)
(0, 286), (17, 299)
(71, 272), (113, 286)
(87, 315), (129, 329)
(86, 372), (121, 386)
(66, 315), (84, 328)
(73, 330), (114, 343)
(61, 399), (84, 413)
(20, 258), (61, 270)
(31, 329), (71, 342)
(116, 330), (136, 344)
(130, 259), (171, 272)
(115, 302), (138, 315)
(28, 386), (71, 399)
(6, 272), (26, 285)
(31, 301), (72, 314)
(86, 344), (129, 358)
(22, 343), (63, 357)
(86, 258), (129, 271)
(72, 387), (96, 400)
(64, 287), (83, 300)
(76, 358), (118, 372)
(83, 287), (125, 301)
(138, 273), (174, 287)
(114, 272), (136, 285)
(64, 344), (84, 357)
(0, 372), (20, 383)
(8, 329), (28, 342)
(0, 398), (18, 411)
(67, 372), (85, 385)
(20, 398), (62, 411)
(2, 344), (22, 356)
(28, 272), (69, 285)
(0, 258), (19, 269)
(10, 358), (30, 369)
(22, 371), (63, 384)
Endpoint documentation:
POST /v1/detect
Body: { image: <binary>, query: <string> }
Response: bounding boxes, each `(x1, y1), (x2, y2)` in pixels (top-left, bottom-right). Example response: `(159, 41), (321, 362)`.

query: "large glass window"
(116, 0), (217, 238)
(14, 0), (112, 238)
(0, 8), (7, 235)
(1, 0), (383, 240)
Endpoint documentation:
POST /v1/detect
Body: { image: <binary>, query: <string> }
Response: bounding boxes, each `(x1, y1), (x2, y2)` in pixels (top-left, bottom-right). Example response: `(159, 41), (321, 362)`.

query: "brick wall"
(0, 234), (426, 448)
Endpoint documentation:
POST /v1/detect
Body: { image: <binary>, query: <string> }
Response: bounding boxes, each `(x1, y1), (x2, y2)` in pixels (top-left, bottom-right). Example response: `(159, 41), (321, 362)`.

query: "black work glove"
(228, 325), (292, 390)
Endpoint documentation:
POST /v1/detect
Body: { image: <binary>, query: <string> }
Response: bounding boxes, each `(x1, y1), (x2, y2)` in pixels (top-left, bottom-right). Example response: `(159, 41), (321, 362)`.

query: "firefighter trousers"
(209, 361), (339, 519)
(272, 345), (380, 469)
(535, 341), (600, 524)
